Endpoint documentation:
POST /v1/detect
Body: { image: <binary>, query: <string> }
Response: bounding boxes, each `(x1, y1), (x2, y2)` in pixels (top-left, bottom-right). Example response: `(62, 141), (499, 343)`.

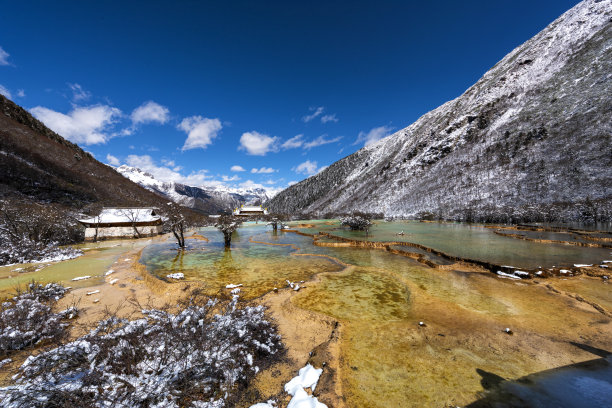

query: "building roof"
(233, 205), (269, 216)
(79, 207), (161, 224)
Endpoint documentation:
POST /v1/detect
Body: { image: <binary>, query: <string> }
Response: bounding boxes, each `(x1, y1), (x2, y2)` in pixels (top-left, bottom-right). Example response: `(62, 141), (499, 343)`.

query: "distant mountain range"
(0, 93), (271, 215)
(269, 0), (612, 222)
(116, 165), (271, 214)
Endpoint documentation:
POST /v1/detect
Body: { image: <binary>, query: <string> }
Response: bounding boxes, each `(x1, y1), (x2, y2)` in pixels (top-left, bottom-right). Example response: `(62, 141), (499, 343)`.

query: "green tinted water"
(140, 226), (345, 299)
(0, 239), (151, 299)
(139, 222), (611, 407)
(8, 222), (608, 406)
(293, 220), (610, 268)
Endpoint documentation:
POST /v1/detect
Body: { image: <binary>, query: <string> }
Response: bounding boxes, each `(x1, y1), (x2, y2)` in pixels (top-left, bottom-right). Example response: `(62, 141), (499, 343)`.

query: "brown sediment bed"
(189, 232), (210, 242)
(286, 230), (609, 280)
(244, 271), (346, 408)
(306, 230), (509, 275)
(518, 224), (612, 236)
(492, 229), (612, 249)
(248, 236), (300, 250)
(247, 233), (352, 268)
(293, 223), (317, 229)
(291, 253), (352, 268)
(130, 249), (197, 295)
(545, 282), (612, 317)
(577, 234), (612, 243)
(490, 223), (612, 236)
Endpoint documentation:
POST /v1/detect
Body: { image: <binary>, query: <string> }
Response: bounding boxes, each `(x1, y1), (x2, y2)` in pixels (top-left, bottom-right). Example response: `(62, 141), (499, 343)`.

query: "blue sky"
(0, 0), (580, 194)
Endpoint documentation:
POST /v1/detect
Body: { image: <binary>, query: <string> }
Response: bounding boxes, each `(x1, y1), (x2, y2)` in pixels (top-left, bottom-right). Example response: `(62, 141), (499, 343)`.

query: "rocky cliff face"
(269, 0), (612, 222)
(116, 165), (271, 214)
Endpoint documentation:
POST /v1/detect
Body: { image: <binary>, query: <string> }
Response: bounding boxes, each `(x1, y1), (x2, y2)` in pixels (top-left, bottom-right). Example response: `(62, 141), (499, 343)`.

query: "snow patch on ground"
(252, 364), (326, 408)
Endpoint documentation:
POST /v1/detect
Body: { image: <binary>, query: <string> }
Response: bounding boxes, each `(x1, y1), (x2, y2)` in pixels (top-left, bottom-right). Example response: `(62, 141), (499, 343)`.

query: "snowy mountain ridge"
(269, 0), (612, 221)
(116, 165), (271, 214)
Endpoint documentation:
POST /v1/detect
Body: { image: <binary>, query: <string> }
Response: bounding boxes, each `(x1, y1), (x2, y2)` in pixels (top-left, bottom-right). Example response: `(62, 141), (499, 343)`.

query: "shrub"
(340, 211), (373, 231)
(0, 282), (76, 357)
(0, 290), (283, 408)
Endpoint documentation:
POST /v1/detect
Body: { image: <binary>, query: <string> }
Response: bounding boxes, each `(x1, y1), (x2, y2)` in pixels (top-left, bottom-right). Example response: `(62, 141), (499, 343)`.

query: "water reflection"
(293, 220), (611, 268)
(138, 222), (612, 407)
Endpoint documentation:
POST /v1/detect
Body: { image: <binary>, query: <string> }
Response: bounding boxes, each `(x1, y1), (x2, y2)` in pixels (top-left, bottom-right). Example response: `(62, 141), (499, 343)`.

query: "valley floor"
(1, 225), (611, 407)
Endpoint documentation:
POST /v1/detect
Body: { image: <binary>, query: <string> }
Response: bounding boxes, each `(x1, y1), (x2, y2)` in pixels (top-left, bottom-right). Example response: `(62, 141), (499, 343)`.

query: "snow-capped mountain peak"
(115, 165), (271, 214)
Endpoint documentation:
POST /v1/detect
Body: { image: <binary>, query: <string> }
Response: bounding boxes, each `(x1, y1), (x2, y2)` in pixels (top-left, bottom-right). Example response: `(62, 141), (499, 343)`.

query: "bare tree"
(118, 208), (145, 238)
(215, 215), (242, 248)
(161, 202), (188, 248)
(265, 213), (287, 232)
(83, 203), (103, 242)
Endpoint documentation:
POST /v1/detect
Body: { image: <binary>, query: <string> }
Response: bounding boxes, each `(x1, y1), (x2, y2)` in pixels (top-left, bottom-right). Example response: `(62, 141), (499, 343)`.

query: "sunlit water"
(3, 222), (609, 406)
(0, 239), (151, 298)
(294, 220), (611, 268)
(139, 222), (611, 407)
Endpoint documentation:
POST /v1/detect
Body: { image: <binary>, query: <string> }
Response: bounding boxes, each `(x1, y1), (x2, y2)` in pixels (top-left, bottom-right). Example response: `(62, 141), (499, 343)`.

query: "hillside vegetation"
(269, 0), (612, 223)
(0, 95), (170, 210)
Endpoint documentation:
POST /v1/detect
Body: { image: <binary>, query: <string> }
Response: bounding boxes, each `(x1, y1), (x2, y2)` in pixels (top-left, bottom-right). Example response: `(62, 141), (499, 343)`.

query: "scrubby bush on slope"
(0, 290), (283, 408)
(0, 282), (76, 357)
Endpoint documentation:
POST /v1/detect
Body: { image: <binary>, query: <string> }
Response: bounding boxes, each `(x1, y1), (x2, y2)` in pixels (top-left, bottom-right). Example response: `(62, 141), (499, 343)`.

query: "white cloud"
(251, 167), (276, 174)
(303, 134), (342, 150)
(68, 83), (91, 102)
(287, 181), (298, 186)
(239, 179), (283, 197)
(355, 125), (394, 147)
(161, 159), (175, 167)
(230, 165), (246, 172)
(222, 175), (241, 182)
(178, 116), (222, 151)
(16, 89), (25, 98)
(281, 134), (304, 149)
(293, 160), (319, 176)
(0, 84), (11, 99)
(131, 101), (169, 125)
(125, 154), (213, 186)
(30, 104), (121, 145)
(106, 154), (120, 166)
(0, 46), (10, 65)
(239, 131), (279, 156)
(321, 114), (338, 123)
(302, 107), (338, 124)
(302, 106), (324, 123)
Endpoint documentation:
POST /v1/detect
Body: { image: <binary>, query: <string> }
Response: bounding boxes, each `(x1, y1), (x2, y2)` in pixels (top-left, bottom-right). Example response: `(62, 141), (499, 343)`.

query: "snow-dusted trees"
(83, 203), (103, 242)
(265, 214), (287, 231)
(160, 202), (189, 248)
(118, 208), (146, 238)
(215, 215), (242, 247)
(0, 282), (76, 357)
(0, 290), (282, 408)
(0, 198), (82, 265)
(340, 212), (373, 231)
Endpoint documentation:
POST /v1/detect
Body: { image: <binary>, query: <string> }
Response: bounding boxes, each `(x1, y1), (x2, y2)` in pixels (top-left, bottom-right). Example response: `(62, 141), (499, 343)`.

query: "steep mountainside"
(269, 0), (612, 222)
(0, 95), (170, 210)
(116, 165), (271, 214)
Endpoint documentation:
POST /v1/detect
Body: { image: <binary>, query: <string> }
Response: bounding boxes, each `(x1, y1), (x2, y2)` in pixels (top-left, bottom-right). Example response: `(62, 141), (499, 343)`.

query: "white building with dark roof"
(232, 205), (269, 217)
(79, 207), (163, 240)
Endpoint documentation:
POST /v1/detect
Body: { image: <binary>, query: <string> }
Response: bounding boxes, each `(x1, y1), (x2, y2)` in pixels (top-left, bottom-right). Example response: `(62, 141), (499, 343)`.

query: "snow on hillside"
(269, 0), (612, 222)
(116, 165), (272, 214)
